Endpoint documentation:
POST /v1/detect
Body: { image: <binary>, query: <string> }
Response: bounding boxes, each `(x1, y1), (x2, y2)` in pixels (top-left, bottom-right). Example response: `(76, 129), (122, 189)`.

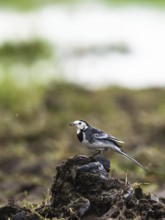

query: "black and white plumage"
(69, 120), (145, 170)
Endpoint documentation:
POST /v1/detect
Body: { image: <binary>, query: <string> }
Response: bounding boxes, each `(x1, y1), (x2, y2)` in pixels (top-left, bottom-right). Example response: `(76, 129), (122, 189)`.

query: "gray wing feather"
(92, 128), (124, 144)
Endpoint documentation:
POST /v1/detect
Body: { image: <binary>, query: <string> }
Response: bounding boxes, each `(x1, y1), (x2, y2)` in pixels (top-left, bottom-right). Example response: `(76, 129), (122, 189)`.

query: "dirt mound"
(0, 155), (164, 219)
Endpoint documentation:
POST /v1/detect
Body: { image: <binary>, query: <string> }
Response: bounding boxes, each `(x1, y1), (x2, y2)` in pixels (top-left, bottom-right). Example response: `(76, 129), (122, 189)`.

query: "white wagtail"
(69, 120), (145, 170)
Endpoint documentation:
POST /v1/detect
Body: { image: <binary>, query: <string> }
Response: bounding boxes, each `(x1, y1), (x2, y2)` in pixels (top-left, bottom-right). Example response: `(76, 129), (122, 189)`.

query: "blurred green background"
(0, 0), (165, 205)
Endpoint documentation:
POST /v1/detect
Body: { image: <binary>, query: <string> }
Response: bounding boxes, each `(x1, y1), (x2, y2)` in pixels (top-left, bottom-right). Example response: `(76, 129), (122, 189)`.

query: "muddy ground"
(0, 155), (164, 220)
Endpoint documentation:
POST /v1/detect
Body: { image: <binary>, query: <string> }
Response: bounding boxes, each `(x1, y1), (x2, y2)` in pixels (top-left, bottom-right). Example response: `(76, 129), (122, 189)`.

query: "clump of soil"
(0, 155), (164, 220)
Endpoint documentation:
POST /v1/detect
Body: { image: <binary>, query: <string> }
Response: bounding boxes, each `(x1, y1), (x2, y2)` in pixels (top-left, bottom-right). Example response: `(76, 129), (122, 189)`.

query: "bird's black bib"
(77, 131), (83, 142)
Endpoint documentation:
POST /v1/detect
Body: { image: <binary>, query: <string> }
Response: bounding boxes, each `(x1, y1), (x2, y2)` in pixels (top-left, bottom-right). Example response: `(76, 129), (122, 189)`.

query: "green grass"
(0, 39), (52, 64)
(105, 0), (165, 7)
(0, 0), (165, 10)
(0, 0), (79, 10)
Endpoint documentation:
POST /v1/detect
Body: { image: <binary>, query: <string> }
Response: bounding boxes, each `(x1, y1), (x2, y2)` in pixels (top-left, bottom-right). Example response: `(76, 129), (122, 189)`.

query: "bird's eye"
(78, 122), (81, 125)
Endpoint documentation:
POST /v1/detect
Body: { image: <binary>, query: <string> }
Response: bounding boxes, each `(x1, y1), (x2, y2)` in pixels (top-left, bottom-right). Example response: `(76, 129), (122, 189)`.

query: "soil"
(0, 155), (164, 220)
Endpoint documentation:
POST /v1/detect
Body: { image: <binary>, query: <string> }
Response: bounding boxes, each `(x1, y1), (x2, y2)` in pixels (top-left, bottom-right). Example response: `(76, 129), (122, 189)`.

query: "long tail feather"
(118, 149), (145, 170)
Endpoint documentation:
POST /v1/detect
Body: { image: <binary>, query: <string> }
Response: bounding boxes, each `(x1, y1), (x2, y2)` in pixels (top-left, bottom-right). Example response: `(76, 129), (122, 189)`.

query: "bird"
(69, 120), (145, 170)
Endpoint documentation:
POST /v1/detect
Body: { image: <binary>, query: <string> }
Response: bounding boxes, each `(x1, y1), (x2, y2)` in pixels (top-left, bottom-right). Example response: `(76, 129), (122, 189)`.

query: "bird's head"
(69, 120), (89, 131)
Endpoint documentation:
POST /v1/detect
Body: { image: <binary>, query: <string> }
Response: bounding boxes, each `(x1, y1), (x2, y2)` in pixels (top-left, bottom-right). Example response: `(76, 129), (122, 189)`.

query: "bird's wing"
(92, 128), (124, 144)
(107, 134), (125, 144)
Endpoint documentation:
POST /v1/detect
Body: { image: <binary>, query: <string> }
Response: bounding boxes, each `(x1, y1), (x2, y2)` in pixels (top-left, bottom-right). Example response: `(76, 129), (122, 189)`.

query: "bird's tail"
(117, 149), (145, 170)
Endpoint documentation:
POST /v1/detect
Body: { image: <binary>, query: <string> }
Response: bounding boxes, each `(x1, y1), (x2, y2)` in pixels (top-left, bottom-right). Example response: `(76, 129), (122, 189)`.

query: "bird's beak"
(69, 122), (75, 126)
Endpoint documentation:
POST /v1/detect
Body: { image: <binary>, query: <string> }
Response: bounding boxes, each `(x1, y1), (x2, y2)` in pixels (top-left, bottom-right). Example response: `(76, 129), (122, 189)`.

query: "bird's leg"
(92, 150), (102, 157)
